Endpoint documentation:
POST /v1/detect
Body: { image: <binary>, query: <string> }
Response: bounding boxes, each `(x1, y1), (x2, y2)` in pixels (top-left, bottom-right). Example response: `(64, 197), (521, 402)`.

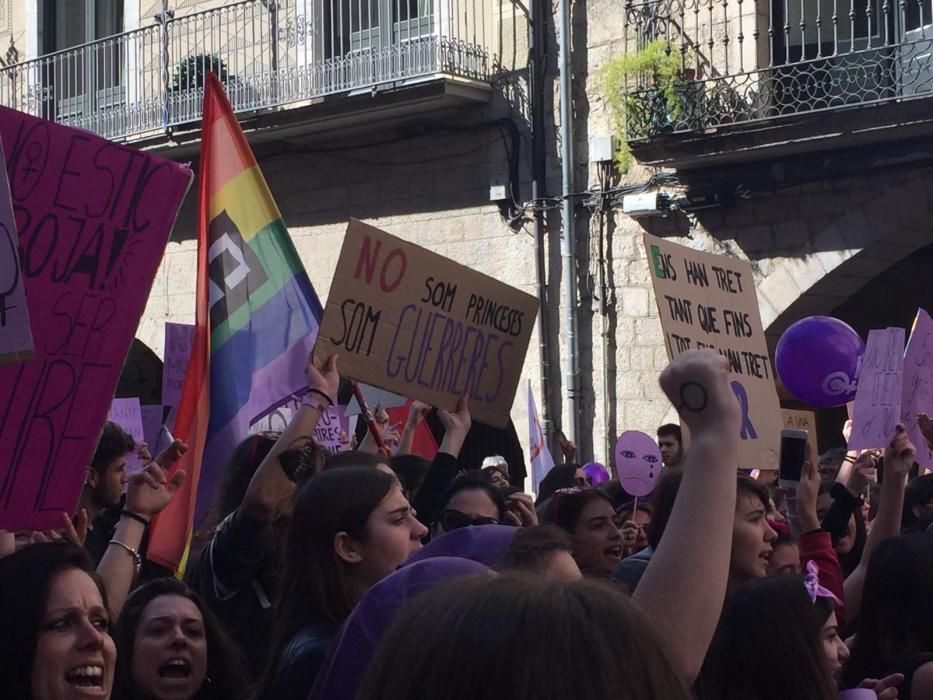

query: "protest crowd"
(2, 76), (933, 700)
(2, 345), (933, 700)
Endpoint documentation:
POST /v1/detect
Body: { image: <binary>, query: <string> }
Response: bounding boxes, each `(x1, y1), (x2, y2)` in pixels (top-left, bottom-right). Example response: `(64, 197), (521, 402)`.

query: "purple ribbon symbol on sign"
(731, 380), (757, 439)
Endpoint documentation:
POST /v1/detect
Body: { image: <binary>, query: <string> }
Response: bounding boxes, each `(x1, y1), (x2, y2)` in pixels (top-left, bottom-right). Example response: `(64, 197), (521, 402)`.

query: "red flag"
(386, 402), (438, 459)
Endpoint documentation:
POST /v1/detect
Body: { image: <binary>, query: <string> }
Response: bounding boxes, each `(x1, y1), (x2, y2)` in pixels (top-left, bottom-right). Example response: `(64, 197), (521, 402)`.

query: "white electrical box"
(590, 135), (615, 163)
(489, 184), (508, 201)
(622, 192), (665, 217)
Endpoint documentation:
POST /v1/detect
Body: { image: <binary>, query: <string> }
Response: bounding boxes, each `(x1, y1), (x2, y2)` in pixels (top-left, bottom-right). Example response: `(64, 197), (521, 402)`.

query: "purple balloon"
(775, 316), (865, 407)
(582, 462), (610, 486)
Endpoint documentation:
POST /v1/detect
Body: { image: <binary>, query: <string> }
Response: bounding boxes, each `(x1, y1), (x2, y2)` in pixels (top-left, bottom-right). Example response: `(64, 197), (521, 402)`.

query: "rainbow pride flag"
(148, 73), (322, 571)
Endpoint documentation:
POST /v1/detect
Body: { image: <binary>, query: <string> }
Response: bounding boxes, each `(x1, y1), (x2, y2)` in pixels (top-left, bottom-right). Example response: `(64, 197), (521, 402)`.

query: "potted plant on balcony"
(170, 54), (237, 119)
(602, 39), (697, 172)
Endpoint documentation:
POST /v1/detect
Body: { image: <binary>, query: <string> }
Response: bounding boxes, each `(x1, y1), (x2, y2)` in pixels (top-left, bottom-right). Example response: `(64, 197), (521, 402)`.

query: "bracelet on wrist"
(301, 393), (330, 413)
(306, 388), (334, 406)
(121, 510), (150, 527)
(108, 539), (142, 574)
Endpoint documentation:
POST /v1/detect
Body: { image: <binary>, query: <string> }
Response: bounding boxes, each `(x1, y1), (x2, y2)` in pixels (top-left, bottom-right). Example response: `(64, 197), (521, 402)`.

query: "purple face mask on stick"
(614, 431), (662, 497)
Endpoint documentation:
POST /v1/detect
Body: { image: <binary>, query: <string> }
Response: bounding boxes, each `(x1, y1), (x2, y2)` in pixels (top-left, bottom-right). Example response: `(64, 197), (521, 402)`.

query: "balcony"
(0, 0), (498, 148)
(619, 0), (933, 169)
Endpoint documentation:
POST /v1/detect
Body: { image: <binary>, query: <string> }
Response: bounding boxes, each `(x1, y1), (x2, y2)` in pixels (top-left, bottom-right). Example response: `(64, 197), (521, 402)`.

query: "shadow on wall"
(116, 339), (164, 406)
(167, 92), (532, 244)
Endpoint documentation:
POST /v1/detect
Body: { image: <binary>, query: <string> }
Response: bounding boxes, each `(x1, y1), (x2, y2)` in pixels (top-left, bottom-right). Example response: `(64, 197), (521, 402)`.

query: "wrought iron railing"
(0, 0), (497, 141)
(621, 0), (933, 140)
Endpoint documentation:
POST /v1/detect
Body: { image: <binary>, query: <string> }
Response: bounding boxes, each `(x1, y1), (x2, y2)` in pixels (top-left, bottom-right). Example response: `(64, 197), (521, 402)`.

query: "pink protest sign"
(0, 108), (192, 529)
(162, 322), (195, 424)
(0, 137), (34, 366)
(902, 309), (933, 469)
(109, 398), (145, 474)
(614, 431), (662, 497)
(848, 327), (905, 451)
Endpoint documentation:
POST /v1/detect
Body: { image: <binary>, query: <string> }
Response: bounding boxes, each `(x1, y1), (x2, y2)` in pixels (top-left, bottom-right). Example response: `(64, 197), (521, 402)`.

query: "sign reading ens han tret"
(645, 232), (782, 469)
(0, 108), (192, 530)
(314, 220), (539, 428)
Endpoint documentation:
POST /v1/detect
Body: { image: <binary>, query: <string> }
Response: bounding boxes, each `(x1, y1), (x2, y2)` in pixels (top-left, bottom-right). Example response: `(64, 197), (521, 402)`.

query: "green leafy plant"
(602, 39), (689, 172)
(171, 54), (230, 92)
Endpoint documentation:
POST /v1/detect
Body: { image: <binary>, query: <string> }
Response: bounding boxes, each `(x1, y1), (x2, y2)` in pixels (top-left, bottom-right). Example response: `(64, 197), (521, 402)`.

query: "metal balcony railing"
(622, 0), (933, 140)
(0, 0), (497, 142)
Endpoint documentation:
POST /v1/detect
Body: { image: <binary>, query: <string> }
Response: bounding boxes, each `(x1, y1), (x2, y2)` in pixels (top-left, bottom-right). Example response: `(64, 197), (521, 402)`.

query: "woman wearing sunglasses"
(432, 475), (508, 537)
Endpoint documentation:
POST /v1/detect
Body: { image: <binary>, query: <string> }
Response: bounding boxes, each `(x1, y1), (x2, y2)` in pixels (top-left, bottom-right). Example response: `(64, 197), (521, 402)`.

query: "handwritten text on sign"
(0, 137), (34, 366)
(162, 322), (195, 424)
(848, 327), (904, 450)
(781, 408), (820, 448)
(902, 309), (933, 469)
(0, 108), (192, 529)
(314, 220), (539, 428)
(250, 394), (350, 454)
(644, 232), (782, 469)
(108, 397), (146, 474)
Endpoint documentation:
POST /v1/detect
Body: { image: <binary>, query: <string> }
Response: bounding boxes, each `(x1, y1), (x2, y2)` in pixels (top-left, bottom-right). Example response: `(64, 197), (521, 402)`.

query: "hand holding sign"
(307, 352), (340, 404)
(919, 413), (933, 451)
(883, 424), (916, 479)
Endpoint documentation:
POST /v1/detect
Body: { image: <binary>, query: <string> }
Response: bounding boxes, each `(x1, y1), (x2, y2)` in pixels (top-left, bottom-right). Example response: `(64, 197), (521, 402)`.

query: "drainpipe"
(557, 0), (579, 446)
(529, 0), (551, 447)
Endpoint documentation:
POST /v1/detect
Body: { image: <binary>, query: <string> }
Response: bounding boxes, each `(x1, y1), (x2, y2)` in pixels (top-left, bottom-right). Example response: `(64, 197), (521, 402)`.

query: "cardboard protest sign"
(848, 327), (904, 450)
(0, 137), (34, 366)
(109, 398), (146, 474)
(162, 322), (195, 425)
(0, 108), (192, 529)
(644, 232), (782, 469)
(781, 408), (820, 448)
(314, 220), (539, 428)
(781, 408), (818, 434)
(902, 309), (933, 469)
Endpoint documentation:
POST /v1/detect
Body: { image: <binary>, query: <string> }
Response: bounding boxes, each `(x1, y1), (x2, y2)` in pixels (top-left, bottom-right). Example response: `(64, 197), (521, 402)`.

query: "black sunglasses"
(438, 509), (500, 531)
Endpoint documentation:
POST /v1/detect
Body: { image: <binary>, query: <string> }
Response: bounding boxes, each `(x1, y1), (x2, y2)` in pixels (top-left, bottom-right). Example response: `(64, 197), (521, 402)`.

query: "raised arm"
(398, 401), (430, 456)
(412, 396), (471, 526)
(843, 424), (914, 620)
(98, 448), (186, 617)
(242, 352), (338, 521)
(795, 441), (846, 622)
(632, 350), (740, 683)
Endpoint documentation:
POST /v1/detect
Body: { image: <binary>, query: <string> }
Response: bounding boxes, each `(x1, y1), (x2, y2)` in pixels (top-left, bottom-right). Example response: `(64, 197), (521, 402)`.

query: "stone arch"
(758, 171), (933, 341)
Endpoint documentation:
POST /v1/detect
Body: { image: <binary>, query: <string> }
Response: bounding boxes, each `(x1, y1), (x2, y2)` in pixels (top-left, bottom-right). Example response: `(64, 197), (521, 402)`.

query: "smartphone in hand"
(779, 429), (808, 489)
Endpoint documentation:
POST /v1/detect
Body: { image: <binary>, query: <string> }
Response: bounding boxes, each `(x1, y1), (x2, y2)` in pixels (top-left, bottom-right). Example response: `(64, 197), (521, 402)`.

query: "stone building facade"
(5, 0), (933, 472)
